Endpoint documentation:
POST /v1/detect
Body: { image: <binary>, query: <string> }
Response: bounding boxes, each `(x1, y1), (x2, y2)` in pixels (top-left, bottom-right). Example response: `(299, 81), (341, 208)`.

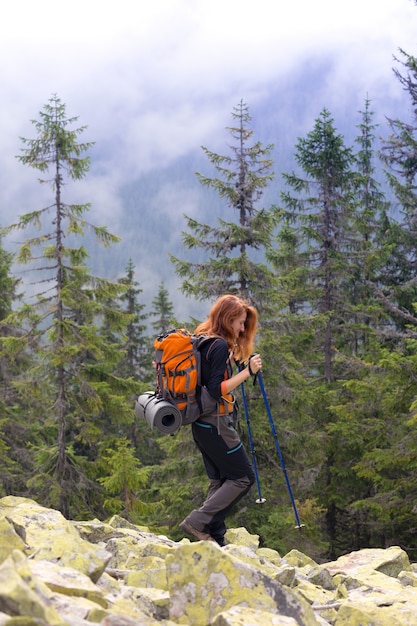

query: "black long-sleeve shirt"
(199, 337), (230, 401)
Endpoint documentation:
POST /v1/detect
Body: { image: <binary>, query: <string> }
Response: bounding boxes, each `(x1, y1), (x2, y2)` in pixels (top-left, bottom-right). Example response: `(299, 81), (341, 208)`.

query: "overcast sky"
(1, 0), (417, 318)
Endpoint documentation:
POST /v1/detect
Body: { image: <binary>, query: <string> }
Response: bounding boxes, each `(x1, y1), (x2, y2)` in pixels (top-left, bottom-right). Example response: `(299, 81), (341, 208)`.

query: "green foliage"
(149, 282), (175, 335)
(116, 259), (150, 382)
(261, 101), (417, 558)
(0, 417), (16, 497)
(26, 443), (100, 517)
(377, 50), (417, 323)
(258, 498), (328, 559)
(0, 240), (19, 321)
(141, 427), (208, 537)
(98, 437), (152, 521)
(171, 100), (277, 308)
(0, 95), (135, 518)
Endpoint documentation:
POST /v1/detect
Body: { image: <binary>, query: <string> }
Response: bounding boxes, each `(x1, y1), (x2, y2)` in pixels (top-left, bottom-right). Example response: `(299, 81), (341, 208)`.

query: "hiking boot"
(212, 535), (225, 547)
(179, 519), (216, 542)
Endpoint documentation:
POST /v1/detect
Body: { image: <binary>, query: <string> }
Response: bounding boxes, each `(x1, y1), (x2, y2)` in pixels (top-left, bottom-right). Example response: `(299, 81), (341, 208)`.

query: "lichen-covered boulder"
(256, 546), (282, 565)
(113, 586), (171, 623)
(325, 546), (411, 579)
(282, 549), (318, 569)
(105, 533), (177, 570)
(225, 526), (260, 551)
(0, 497), (111, 582)
(0, 550), (66, 626)
(334, 597), (417, 625)
(212, 605), (300, 625)
(222, 544), (281, 579)
(2, 496), (417, 625)
(166, 541), (318, 626)
(28, 559), (108, 607)
(0, 517), (26, 565)
(398, 570), (417, 587)
(317, 547), (417, 626)
(125, 556), (168, 590)
(73, 518), (123, 543)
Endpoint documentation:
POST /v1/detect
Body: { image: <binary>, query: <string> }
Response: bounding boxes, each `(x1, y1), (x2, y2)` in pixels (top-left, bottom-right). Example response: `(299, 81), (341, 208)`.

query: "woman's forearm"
(221, 366), (251, 395)
(221, 353), (262, 395)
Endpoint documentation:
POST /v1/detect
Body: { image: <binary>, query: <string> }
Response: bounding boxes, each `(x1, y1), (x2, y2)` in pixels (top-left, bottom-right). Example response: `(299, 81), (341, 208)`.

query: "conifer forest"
(2, 44), (417, 563)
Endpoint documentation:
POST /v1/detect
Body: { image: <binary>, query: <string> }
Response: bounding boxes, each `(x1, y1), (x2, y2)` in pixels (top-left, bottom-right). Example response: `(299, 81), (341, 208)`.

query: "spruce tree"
(98, 437), (151, 521)
(116, 258), (149, 380)
(171, 100), (277, 311)
(150, 282), (175, 334)
(277, 107), (357, 382)
(266, 108), (367, 556)
(270, 104), (417, 557)
(345, 98), (392, 351)
(0, 95), (132, 518)
(314, 100), (396, 555)
(0, 238), (19, 321)
(0, 238), (23, 495)
(339, 48), (417, 554)
(379, 49), (417, 328)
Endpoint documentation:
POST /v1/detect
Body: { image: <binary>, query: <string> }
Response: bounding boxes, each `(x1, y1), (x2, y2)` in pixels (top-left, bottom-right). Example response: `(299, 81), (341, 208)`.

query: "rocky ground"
(0, 496), (417, 625)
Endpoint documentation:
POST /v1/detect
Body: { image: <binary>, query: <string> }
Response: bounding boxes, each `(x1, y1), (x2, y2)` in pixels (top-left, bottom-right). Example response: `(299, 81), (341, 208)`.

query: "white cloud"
(2, 1), (415, 147)
(1, 0), (417, 316)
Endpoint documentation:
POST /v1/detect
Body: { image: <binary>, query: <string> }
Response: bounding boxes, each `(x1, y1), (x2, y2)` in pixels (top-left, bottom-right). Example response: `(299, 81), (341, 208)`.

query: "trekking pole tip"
(294, 523), (305, 529)
(256, 498), (267, 504)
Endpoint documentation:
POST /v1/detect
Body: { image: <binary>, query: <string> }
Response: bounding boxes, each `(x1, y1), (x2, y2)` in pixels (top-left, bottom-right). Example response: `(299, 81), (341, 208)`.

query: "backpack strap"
(199, 336), (235, 419)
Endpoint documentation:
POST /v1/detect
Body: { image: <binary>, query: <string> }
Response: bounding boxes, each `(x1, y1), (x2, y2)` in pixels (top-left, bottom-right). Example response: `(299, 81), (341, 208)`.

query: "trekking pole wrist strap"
(248, 357), (255, 377)
(248, 355), (258, 386)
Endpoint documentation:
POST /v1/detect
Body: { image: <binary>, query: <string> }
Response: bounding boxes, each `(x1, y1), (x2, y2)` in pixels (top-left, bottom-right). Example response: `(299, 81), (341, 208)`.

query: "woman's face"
(231, 312), (247, 339)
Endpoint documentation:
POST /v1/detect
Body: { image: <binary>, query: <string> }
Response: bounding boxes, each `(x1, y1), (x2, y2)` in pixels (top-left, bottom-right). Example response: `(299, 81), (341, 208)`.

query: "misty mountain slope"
(82, 59), (410, 320)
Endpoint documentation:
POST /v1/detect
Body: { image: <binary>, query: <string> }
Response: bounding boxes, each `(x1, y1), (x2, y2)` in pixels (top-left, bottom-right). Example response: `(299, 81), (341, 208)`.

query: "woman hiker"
(180, 294), (262, 546)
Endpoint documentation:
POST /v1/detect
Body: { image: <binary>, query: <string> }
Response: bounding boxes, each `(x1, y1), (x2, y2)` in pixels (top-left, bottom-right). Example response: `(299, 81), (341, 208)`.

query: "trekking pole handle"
(248, 353), (262, 386)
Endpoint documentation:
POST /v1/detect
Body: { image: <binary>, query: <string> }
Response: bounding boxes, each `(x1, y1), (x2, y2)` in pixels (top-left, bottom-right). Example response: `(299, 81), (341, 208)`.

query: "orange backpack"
(154, 329), (213, 425)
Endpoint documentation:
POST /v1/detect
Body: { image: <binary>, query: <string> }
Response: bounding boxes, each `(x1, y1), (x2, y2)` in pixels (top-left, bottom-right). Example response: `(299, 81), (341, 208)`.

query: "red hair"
(195, 294), (258, 361)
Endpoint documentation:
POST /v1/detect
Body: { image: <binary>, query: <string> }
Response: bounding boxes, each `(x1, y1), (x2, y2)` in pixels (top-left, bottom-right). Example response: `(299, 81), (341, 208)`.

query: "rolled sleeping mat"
(135, 392), (182, 434)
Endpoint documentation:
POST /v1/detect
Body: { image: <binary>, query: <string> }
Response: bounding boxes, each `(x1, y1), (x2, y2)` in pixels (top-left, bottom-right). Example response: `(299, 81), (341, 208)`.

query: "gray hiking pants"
(187, 416), (255, 540)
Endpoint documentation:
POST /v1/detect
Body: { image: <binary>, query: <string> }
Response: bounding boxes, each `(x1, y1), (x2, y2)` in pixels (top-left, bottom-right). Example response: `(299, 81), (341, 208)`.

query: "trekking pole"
(239, 371), (266, 504)
(257, 371), (304, 529)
